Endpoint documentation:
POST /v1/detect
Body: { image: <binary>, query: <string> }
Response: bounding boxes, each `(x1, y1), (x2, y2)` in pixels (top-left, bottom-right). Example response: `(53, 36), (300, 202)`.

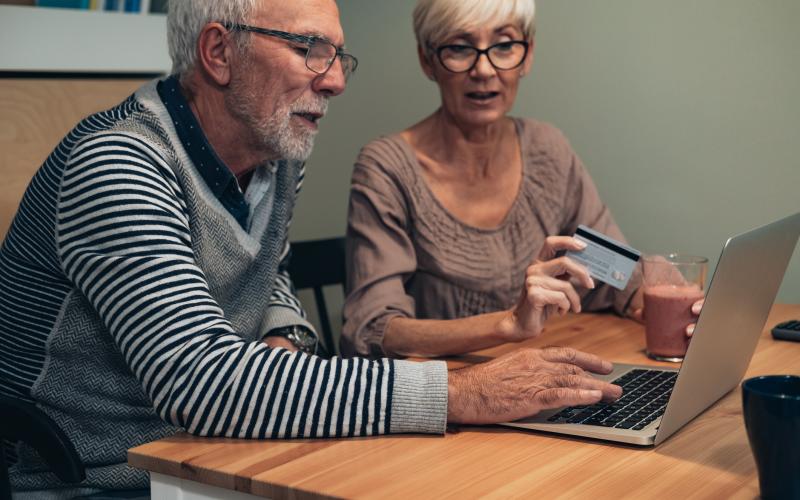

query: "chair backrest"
(287, 237), (346, 356)
(0, 78), (147, 240)
(0, 395), (85, 499)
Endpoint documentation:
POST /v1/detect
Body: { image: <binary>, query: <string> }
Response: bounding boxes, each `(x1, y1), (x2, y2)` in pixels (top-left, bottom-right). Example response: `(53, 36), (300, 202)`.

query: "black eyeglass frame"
(432, 40), (530, 73)
(225, 23), (358, 79)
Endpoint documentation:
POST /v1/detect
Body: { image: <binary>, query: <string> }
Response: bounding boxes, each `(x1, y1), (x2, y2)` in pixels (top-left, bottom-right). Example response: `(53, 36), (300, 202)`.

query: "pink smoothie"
(643, 284), (704, 359)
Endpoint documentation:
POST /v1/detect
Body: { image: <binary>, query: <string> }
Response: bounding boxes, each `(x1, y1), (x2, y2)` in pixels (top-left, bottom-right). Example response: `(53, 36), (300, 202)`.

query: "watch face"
(288, 329), (317, 353)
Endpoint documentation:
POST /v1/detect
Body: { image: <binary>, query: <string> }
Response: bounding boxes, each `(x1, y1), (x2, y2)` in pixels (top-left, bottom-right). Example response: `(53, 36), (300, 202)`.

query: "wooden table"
(128, 304), (800, 499)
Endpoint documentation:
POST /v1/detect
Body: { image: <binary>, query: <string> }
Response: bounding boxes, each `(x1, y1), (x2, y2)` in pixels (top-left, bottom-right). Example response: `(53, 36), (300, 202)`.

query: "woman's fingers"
(525, 286), (571, 314)
(686, 299), (704, 337)
(527, 275), (582, 313)
(537, 236), (587, 261)
(629, 307), (644, 323)
(531, 256), (595, 290)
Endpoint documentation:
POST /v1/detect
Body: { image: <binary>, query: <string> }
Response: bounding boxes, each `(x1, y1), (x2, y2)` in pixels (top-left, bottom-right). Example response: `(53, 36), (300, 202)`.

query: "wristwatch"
(267, 325), (318, 354)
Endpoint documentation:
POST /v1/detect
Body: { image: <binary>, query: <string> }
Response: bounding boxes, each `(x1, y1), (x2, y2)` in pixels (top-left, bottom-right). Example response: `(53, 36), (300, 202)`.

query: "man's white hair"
(413, 0), (535, 50)
(167, 0), (259, 77)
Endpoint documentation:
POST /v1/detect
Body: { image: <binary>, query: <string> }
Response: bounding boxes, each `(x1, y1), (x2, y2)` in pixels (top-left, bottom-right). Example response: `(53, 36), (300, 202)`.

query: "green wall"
(295, 0), (799, 303)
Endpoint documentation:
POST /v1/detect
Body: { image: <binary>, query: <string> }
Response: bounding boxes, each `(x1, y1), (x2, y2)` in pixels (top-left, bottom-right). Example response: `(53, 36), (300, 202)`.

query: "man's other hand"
(447, 346), (622, 425)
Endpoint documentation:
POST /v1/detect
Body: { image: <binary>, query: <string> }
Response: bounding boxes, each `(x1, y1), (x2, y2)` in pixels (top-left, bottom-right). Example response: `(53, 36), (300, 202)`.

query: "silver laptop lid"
(654, 212), (800, 445)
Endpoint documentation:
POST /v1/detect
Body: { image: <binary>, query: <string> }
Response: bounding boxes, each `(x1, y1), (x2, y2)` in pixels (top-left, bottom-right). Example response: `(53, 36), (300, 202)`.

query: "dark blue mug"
(742, 375), (800, 499)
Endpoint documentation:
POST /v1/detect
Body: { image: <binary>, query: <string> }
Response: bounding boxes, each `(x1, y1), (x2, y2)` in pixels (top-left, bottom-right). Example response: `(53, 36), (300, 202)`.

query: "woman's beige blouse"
(342, 118), (637, 357)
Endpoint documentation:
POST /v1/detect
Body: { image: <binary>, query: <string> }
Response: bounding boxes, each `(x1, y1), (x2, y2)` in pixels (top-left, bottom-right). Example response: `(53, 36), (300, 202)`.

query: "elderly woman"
(342, 0), (643, 358)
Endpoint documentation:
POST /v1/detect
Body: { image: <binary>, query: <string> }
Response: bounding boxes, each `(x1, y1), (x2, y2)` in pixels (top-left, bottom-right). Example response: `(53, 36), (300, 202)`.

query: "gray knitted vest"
(10, 80), (302, 491)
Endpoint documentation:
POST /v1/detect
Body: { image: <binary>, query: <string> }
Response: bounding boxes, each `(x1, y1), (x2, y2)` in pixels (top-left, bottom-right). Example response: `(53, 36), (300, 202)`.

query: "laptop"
(501, 212), (800, 446)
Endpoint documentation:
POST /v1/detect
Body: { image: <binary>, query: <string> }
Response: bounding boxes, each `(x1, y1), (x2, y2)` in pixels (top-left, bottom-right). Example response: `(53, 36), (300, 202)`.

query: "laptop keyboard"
(546, 369), (677, 430)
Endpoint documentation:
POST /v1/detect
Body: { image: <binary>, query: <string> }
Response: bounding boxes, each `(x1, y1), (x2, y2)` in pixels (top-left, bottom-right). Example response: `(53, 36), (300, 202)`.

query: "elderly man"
(0, 0), (620, 496)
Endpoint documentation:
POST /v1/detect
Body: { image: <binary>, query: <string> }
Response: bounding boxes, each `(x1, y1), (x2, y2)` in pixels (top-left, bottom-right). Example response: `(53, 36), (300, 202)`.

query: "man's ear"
(196, 22), (235, 86)
(417, 44), (436, 81)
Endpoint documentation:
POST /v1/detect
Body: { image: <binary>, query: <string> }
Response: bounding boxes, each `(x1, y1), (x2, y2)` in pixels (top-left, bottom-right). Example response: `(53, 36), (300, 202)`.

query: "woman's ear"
(417, 44), (436, 81)
(196, 22), (235, 86)
(519, 38), (535, 77)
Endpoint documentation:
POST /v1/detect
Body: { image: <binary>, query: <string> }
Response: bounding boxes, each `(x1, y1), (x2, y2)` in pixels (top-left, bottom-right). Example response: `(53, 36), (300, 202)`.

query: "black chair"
(0, 395), (85, 500)
(287, 237), (346, 356)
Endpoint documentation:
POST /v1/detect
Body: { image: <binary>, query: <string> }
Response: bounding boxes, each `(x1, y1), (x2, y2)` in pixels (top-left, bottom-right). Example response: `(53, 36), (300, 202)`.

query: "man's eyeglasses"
(432, 41), (529, 73)
(226, 24), (358, 81)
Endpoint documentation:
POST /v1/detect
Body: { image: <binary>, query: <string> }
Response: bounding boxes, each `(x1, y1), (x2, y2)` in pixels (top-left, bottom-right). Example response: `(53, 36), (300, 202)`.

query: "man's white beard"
(257, 96), (327, 161)
(227, 78), (328, 162)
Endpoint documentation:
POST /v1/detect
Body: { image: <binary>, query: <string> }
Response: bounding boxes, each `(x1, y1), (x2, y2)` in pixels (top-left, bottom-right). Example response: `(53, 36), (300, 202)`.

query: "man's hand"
(263, 335), (298, 351)
(447, 346), (622, 425)
(498, 237), (595, 343)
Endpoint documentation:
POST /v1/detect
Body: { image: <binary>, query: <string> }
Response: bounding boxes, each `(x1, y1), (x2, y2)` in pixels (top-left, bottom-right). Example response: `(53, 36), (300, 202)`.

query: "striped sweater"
(0, 79), (447, 492)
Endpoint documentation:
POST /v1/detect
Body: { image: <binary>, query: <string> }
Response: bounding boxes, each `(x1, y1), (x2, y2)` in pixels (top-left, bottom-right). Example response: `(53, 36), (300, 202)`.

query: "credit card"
(566, 225), (641, 291)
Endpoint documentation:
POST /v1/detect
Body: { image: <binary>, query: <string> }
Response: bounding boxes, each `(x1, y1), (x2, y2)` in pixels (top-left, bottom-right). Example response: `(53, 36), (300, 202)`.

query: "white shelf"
(0, 5), (170, 74)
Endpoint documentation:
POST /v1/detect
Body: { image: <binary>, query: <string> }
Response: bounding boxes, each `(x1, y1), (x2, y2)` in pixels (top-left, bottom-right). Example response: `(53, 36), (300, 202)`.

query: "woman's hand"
(629, 292), (704, 337)
(498, 236), (595, 342)
(686, 299), (704, 336)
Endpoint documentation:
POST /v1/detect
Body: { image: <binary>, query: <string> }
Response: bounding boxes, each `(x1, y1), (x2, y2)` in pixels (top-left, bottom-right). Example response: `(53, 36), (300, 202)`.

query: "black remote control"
(771, 320), (800, 342)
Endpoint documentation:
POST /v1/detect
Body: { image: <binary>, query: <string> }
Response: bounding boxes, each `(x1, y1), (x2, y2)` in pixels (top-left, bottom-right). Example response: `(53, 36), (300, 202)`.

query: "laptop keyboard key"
(554, 368), (678, 430)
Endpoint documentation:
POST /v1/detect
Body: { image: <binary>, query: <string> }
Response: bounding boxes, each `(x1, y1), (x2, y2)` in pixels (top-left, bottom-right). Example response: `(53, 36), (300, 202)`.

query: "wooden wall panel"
(0, 78), (147, 237)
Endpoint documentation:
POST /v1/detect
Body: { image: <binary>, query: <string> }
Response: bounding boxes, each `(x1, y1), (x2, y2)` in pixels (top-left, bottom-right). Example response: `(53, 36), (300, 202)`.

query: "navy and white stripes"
(0, 93), (395, 446)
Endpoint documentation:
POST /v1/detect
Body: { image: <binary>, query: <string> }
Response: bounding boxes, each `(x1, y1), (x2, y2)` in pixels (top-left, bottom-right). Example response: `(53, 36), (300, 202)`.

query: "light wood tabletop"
(128, 304), (800, 499)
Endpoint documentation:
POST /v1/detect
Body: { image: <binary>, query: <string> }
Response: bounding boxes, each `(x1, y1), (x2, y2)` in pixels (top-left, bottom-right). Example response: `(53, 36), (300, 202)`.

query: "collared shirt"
(157, 75), (274, 231)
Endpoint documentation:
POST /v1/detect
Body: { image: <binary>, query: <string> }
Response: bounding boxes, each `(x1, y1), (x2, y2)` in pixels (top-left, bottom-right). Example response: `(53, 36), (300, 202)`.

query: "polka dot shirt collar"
(157, 75), (249, 228)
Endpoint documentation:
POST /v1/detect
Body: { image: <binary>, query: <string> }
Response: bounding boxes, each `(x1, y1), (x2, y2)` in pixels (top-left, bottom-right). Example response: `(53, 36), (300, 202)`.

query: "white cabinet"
(0, 5), (169, 74)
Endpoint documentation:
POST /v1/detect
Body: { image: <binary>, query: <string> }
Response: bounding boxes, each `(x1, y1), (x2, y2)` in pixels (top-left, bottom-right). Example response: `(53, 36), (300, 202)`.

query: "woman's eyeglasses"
(432, 40), (529, 73)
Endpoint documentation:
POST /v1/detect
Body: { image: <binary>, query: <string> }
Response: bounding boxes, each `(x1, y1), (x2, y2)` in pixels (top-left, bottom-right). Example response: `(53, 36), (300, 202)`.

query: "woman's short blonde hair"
(413, 0), (536, 49)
